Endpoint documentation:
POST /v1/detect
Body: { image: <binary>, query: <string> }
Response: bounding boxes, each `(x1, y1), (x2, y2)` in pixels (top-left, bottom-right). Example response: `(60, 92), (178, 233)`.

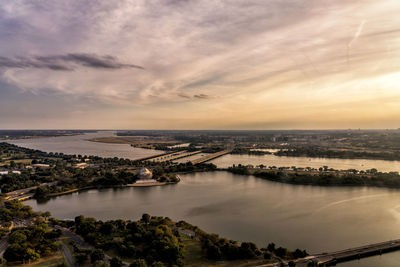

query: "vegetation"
(275, 147), (400, 161)
(228, 165), (400, 188)
(0, 200), (35, 223)
(0, 142), (216, 199)
(3, 222), (60, 262)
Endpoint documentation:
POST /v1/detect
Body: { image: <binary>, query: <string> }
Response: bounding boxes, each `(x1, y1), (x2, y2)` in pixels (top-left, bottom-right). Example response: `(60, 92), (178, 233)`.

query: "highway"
(191, 149), (232, 164)
(258, 239), (400, 266)
(305, 239), (400, 266)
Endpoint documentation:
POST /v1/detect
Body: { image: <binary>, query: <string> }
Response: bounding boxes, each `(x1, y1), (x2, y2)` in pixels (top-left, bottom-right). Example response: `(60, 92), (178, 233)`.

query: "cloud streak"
(0, 53), (144, 71)
(1, 0), (400, 129)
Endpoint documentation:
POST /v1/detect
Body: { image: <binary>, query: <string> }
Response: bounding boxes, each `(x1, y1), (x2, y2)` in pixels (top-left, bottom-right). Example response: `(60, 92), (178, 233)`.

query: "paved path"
(61, 243), (77, 267)
(0, 236), (9, 257)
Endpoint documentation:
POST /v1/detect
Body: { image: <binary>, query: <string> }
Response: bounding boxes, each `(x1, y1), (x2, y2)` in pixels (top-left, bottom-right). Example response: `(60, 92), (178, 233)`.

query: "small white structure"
(31, 164), (50, 168)
(138, 168), (153, 180)
(0, 171), (8, 176)
(11, 171), (21, 174)
(75, 163), (88, 168)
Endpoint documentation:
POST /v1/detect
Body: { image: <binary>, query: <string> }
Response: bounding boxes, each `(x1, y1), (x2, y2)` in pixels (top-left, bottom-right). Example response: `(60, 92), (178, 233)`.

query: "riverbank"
(40, 180), (180, 199)
(226, 165), (400, 189)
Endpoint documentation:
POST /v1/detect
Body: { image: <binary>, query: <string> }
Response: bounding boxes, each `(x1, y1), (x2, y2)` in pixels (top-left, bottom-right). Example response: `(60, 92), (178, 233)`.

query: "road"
(53, 225), (130, 266)
(191, 149), (232, 164)
(0, 236), (9, 257)
(61, 243), (77, 267)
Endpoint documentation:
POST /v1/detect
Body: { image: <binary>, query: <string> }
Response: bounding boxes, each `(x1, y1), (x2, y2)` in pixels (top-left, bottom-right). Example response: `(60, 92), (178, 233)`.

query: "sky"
(0, 0), (400, 130)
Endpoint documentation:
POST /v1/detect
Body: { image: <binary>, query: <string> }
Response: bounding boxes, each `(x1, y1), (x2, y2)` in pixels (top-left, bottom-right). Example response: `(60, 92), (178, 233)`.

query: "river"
(7, 132), (400, 266)
(6, 131), (163, 160)
(26, 172), (400, 266)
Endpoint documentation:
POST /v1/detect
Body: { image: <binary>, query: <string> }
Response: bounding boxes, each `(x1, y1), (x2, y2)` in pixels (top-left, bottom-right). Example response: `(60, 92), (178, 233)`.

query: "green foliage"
(228, 165), (400, 189)
(0, 200), (34, 223)
(93, 260), (110, 267)
(129, 259), (148, 267)
(3, 223), (58, 262)
(74, 215), (184, 266)
(91, 249), (105, 263)
(110, 257), (123, 267)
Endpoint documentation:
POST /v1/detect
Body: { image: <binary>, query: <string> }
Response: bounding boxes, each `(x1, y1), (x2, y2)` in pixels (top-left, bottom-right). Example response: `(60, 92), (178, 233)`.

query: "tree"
(93, 260), (110, 267)
(129, 259), (148, 267)
(42, 211), (51, 220)
(141, 214), (151, 224)
(267, 242), (275, 252)
(91, 249), (105, 263)
(8, 231), (27, 244)
(110, 257), (123, 267)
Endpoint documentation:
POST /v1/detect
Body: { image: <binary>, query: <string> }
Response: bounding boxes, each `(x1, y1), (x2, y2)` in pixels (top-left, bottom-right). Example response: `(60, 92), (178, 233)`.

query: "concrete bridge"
(191, 149), (232, 165)
(291, 239), (400, 266)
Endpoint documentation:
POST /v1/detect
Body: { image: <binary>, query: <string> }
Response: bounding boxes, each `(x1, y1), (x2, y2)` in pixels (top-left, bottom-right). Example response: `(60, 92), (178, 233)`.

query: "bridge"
(150, 151), (201, 162)
(191, 149), (232, 165)
(268, 239), (400, 267)
(133, 152), (176, 162)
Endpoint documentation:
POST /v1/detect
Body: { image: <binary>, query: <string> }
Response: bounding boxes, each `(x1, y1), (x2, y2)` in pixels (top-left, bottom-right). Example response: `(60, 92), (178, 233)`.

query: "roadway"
(191, 149), (232, 164)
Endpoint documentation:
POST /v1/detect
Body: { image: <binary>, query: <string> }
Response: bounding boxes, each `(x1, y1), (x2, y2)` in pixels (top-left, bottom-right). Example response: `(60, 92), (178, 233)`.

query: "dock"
(191, 149), (232, 165)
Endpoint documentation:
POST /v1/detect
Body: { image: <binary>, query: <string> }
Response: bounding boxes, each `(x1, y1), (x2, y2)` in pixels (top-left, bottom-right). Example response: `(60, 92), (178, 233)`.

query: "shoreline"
(27, 176), (182, 201)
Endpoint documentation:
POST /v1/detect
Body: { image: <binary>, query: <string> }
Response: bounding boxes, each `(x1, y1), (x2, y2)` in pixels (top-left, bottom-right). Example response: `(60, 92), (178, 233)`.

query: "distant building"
(31, 164), (50, 168)
(11, 171), (21, 174)
(138, 168), (153, 180)
(75, 163), (88, 168)
(0, 171), (8, 176)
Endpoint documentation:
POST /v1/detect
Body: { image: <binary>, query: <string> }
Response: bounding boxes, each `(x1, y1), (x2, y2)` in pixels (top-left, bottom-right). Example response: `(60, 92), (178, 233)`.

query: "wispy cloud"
(0, 53), (144, 71)
(1, 0), (400, 129)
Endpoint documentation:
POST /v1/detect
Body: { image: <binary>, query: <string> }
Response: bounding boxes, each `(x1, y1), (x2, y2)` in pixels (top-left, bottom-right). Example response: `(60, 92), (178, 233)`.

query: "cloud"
(1, 0), (400, 128)
(193, 94), (211, 99)
(0, 53), (144, 71)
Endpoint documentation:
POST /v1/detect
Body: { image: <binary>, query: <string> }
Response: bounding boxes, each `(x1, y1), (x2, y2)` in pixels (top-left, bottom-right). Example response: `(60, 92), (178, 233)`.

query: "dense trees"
(0, 201), (34, 223)
(275, 147), (400, 161)
(228, 165), (400, 188)
(3, 223), (60, 262)
(74, 215), (184, 266)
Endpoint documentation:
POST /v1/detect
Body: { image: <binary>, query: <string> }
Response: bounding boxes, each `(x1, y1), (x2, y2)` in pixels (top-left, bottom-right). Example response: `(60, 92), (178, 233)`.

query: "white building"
(138, 168), (153, 180)
(0, 171), (8, 176)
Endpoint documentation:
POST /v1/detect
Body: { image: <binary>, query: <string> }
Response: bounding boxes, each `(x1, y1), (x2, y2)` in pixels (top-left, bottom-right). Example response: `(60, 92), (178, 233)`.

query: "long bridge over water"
(135, 149), (233, 165)
(190, 149), (232, 164)
(261, 239), (400, 266)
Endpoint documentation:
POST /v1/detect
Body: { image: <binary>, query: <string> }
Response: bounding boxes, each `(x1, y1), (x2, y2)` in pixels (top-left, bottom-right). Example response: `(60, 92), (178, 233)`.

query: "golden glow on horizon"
(0, 0), (400, 129)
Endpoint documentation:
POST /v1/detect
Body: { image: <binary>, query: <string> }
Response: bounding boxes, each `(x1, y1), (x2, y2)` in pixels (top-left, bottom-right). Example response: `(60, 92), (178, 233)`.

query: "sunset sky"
(1, 0), (400, 129)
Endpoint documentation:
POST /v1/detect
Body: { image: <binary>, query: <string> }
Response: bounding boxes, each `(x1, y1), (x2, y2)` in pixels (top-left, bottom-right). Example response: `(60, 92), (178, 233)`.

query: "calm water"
(6, 131), (163, 160)
(9, 133), (400, 266)
(7, 132), (400, 172)
(26, 172), (400, 266)
(210, 154), (400, 172)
